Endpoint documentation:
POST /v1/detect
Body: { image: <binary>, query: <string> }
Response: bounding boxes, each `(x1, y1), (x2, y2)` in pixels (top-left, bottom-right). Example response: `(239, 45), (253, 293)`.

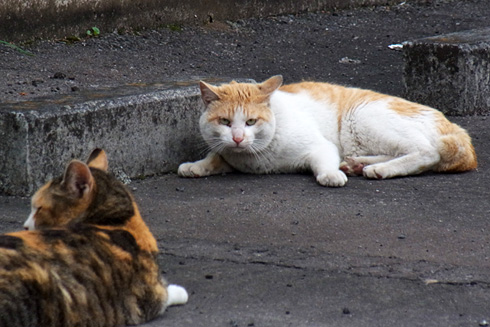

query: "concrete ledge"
(1, 0), (429, 42)
(0, 79), (244, 196)
(403, 28), (490, 116)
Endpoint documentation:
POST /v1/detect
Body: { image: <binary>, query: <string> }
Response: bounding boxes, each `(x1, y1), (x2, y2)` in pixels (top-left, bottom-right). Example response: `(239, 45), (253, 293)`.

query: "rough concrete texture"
(403, 27), (490, 116)
(0, 0), (428, 42)
(0, 81), (213, 195)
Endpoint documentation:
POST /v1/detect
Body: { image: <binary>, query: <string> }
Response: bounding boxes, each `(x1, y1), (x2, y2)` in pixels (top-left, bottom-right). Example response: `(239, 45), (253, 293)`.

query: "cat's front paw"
(178, 162), (210, 178)
(316, 170), (348, 187)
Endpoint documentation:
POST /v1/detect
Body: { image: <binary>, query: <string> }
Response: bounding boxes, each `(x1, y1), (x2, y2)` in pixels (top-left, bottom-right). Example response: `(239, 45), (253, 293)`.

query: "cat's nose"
(233, 136), (244, 145)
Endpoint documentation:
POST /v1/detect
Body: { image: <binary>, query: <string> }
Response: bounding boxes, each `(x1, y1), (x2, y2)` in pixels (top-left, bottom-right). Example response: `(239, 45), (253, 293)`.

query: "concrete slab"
(0, 79), (243, 196)
(403, 28), (490, 116)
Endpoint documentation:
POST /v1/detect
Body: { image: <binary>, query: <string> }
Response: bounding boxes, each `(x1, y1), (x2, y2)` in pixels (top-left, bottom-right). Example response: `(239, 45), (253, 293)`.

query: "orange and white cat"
(178, 76), (477, 187)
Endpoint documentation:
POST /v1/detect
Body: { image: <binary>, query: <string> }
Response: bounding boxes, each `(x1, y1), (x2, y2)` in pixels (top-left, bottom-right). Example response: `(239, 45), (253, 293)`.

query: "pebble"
(52, 72), (66, 79)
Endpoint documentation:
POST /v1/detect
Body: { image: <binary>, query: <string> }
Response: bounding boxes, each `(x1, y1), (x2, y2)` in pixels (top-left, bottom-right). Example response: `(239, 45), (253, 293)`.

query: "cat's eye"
(246, 119), (257, 126)
(33, 206), (42, 216)
(219, 118), (231, 126)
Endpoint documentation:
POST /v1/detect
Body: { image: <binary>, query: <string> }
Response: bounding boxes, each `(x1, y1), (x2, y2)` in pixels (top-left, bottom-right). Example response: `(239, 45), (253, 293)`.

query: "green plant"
(165, 24), (182, 32)
(0, 40), (34, 56)
(86, 26), (100, 37)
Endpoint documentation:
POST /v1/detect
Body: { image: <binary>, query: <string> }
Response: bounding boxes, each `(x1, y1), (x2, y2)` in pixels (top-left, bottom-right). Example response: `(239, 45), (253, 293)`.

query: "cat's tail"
(166, 284), (189, 306)
(435, 119), (477, 173)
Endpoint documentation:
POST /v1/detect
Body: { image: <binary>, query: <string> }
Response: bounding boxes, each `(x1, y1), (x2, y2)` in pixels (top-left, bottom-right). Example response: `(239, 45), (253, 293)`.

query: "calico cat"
(0, 149), (187, 327)
(178, 75), (477, 187)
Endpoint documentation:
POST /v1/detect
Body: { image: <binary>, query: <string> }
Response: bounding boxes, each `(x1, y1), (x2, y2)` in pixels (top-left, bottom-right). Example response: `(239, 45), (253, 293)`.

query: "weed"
(0, 40), (34, 56)
(86, 26), (100, 37)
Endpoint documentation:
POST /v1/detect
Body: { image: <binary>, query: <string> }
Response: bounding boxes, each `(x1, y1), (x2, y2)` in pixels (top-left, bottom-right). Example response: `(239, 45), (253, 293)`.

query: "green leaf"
(0, 40), (34, 56)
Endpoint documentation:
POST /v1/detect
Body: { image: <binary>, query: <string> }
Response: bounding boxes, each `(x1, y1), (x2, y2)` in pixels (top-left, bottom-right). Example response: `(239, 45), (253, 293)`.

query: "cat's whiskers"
(248, 140), (273, 165)
(205, 139), (229, 156)
(199, 137), (223, 156)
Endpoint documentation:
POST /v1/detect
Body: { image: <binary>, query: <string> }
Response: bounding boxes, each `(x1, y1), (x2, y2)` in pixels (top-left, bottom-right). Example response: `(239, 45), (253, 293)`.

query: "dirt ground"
(1, 0), (490, 103)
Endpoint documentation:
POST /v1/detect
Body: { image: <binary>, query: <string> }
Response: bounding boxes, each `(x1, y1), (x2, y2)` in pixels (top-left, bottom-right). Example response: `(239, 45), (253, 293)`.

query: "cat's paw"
(362, 165), (387, 179)
(340, 157), (365, 176)
(178, 162), (210, 178)
(166, 284), (188, 306)
(316, 170), (348, 187)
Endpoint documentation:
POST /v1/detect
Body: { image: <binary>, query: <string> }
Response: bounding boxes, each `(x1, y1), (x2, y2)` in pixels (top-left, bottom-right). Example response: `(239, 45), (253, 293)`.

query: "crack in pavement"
(158, 238), (490, 287)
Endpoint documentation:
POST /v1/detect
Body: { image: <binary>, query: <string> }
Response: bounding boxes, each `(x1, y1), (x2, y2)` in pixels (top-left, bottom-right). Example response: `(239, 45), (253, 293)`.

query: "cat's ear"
(62, 160), (94, 199)
(200, 81), (220, 106)
(87, 148), (108, 172)
(258, 75), (283, 95)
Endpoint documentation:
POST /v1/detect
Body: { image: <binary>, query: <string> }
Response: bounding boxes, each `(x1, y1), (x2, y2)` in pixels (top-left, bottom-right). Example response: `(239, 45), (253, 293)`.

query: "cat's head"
(198, 75), (283, 154)
(24, 149), (134, 231)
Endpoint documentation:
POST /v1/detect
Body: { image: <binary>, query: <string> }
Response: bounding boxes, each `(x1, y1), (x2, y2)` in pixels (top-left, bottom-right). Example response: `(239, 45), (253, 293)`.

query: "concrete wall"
(0, 82), (206, 195)
(403, 28), (490, 116)
(1, 0), (427, 42)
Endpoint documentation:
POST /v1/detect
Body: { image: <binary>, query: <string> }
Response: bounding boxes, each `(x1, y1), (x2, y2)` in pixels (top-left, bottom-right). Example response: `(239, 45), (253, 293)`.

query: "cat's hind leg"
(340, 155), (395, 176)
(362, 150), (440, 179)
(178, 152), (234, 178)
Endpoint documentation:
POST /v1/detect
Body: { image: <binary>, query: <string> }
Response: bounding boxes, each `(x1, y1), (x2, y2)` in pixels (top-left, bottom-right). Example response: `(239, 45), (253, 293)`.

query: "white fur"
(24, 209), (36, 230)
(179, 87), (445, 187)
(166, 284), (188, 306)
(339, 100), (441, 178)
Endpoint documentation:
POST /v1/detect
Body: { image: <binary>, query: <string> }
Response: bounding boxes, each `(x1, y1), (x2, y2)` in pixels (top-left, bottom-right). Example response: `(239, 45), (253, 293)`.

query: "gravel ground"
(1, 0), (490, 104)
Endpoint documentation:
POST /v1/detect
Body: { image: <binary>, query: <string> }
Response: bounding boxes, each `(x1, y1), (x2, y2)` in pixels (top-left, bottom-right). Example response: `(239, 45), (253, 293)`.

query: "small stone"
(342, 307), (351, 315)
(53, 72), (66, 79)
(31, 79), (44, 87)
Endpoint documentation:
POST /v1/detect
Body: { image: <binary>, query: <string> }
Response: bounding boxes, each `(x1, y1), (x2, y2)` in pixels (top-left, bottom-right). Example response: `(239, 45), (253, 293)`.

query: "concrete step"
(0, 79), (245, 196)
(403, 27), (490, 116)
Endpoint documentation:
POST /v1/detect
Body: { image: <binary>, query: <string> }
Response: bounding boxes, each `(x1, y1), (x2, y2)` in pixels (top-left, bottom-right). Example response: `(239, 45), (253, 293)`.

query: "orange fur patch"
(31, 180), (93, 229)
(433, 112), (477, 172)
(96, 202), (158, 254)
(206, 82), (274, 123)
(7, 231), (48, 251)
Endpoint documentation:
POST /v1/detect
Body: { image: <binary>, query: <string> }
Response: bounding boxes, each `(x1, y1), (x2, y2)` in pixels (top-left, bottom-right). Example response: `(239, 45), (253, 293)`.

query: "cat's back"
(271, 81), (373, 137)
(279, 81), (389, 112)
(0, 223), (163, 327)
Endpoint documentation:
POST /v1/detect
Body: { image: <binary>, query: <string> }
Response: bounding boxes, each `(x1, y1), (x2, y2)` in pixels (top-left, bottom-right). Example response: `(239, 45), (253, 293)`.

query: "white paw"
(177, 162), (210, 178)
(316, 170), (348, 187)
(362, 165), (387, 179)
(166, 284), (188, 306)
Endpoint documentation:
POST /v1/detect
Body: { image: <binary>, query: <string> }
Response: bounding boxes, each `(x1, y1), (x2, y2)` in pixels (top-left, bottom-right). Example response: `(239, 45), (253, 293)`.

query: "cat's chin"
(224, 145), (252, 154)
